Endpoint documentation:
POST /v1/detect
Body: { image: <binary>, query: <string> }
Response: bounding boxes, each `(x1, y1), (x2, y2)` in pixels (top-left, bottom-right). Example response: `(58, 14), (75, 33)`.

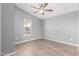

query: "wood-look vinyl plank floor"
(16, 39), (79, 56)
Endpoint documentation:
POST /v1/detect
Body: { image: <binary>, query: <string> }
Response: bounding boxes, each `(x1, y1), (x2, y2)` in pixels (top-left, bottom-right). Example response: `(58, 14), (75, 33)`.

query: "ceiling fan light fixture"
(39, 10), (44, 13)
(31, 3), (53, 15)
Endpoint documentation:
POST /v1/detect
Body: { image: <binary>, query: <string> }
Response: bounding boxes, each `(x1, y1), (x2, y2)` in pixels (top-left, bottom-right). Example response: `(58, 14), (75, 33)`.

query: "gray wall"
(43, 11), (78, 45)
(15, 7), (42, 42)
(0, 3), (78, 56)
(1, 4), (15, 55)
(0, 3), (1, 56)
(78, 6), (79, 45)
(78, 9), (79, 51)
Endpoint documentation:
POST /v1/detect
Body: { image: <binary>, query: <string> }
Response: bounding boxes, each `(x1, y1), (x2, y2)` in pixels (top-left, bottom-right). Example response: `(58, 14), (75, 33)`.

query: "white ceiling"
(15, 3), (78, 20)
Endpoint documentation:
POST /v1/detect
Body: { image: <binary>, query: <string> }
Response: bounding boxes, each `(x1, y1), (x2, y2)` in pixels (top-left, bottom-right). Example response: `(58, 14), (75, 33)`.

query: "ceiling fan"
(31, 3), (53, 15)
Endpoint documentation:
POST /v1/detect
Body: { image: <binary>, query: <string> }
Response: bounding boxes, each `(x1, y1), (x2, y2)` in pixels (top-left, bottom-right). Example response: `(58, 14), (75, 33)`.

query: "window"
(24, 18), (32, 36)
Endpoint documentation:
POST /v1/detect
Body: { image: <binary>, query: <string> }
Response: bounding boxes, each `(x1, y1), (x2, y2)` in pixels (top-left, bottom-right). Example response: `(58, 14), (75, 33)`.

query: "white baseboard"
(15, 37), (42, 45)
(14, 37), (78, 47)
(4, 51), (16, 56)
(43, 37), (79, 47)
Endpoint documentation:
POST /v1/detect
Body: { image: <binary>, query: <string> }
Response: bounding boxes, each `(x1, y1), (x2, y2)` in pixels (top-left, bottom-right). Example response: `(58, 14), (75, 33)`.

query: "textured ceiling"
(15, 3), (78, 20)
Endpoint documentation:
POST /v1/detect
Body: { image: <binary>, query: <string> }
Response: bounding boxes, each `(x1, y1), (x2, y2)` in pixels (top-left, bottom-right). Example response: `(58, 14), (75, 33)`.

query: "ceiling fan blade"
(42, 13), (45, 15)
(33, 11), (39, 13)
(31, 5), (39, 9)
(40, 5), (43, 9)
(45, 9), (53, 12)
(43, 3), (48, 9)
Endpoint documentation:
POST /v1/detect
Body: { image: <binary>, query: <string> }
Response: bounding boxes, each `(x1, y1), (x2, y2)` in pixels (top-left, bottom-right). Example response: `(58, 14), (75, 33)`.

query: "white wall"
(1, 3), (15, 56)
(0, 3), (1, 56)
(15, 7), (42, 43)
(43, 11), (78, 45)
